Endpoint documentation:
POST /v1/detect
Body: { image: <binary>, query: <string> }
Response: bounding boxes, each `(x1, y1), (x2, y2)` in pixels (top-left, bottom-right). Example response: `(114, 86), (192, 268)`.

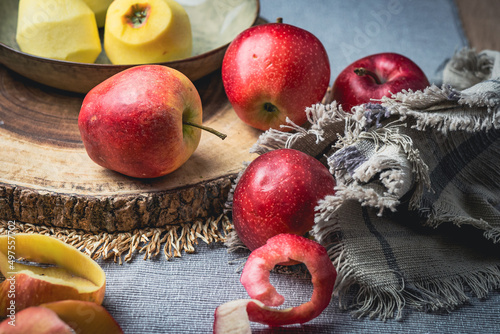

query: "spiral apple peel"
(213, 234), (337, 332)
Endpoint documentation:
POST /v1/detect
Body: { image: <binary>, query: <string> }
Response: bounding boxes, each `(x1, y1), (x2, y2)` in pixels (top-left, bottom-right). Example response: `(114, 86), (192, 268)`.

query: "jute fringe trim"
(0, 215), (233, 264)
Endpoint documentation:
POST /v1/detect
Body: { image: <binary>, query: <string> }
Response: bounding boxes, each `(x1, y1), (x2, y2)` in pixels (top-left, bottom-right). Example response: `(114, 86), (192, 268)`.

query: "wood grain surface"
(0, 67), (261, 232)
(455, 0), (500, 51)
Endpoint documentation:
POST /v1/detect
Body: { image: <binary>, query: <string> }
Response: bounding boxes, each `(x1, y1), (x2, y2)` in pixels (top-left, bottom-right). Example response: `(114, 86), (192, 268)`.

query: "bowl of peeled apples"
(0, 0), (260, 93)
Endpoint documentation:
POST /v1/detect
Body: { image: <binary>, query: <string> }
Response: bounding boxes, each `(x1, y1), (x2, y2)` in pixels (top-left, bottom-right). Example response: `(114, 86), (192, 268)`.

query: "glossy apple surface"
(222, 20), (330, 131)
(332, 52), (430, 111)
(78, 65), (203, 178)
(232, 149), (336, 251)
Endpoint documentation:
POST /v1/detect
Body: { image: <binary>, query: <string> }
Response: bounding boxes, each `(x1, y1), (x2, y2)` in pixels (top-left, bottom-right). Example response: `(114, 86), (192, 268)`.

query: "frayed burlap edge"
(0, 215), (233, 264)
(331, 240), (500, 321)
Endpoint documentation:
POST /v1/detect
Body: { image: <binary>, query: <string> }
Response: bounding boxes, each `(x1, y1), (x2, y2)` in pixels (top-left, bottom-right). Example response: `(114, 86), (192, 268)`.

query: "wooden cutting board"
(0, 65), (261, 232)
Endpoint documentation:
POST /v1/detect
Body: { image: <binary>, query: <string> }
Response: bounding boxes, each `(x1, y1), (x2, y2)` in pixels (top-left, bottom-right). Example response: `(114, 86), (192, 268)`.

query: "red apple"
(232, 149), (336, 251)
(79, 65), (225, 179)
(332, 52), (430, 111)
(222, 19), (330, 131)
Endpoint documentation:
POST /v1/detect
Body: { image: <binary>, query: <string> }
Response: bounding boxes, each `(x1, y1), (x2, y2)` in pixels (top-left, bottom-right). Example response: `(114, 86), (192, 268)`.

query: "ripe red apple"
(222, 19), (331, 131)
(232, 149), (336, 251)
(332, 52), (430, 111)
(79, 65), (225, 178)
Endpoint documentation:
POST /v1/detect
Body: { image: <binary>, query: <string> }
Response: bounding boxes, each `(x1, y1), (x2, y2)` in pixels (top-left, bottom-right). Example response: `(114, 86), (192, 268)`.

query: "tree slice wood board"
(0, 65), (261, 232)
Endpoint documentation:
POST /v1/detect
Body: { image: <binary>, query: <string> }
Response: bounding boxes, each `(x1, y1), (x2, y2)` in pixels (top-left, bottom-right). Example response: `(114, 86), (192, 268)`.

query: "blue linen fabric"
(99, 1), (500, 333)
(100, 242), (500, 333)
(260, 0), (468, 85)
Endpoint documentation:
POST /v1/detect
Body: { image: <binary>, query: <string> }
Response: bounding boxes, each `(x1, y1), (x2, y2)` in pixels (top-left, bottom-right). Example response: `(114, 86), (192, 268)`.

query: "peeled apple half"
(16, 0), (102, 63)
(104, 0), (193, 64)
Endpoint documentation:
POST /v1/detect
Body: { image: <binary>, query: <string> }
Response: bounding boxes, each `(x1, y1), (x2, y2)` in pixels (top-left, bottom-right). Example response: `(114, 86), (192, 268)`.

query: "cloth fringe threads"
(0, 215), (233, 264)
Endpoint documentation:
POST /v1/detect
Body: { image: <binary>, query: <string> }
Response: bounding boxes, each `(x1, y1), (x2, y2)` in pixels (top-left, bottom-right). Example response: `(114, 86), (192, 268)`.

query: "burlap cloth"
(225, 48), (500, 320)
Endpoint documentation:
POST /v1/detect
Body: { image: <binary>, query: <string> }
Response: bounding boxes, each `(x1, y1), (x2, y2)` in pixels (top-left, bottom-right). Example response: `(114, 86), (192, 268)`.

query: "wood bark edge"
(0, 174), (237, 233)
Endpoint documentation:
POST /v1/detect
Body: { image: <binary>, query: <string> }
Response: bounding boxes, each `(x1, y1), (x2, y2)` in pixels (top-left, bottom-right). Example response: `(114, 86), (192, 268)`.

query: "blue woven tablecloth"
(99, 1), (500, 333)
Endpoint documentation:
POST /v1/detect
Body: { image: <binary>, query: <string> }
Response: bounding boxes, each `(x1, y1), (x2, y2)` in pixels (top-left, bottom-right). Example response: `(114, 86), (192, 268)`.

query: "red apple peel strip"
(214, 234), (336, 332)
(241, 233), (337, 325)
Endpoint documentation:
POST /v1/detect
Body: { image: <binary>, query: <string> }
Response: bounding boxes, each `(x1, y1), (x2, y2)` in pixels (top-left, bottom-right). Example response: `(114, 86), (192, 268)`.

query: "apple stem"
(183, 121), (227, 140)
(276, 17), (283, 23)
(354, 67), (382, 85)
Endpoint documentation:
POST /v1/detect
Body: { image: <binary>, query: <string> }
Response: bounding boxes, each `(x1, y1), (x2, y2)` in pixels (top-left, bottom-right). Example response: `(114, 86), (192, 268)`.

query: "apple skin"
(222, 21), (330, 131)
(0, 234), (106, 317)
(0, 273), (106, 317)
(0, 306), (74, 334)
(78, 65), (202, 178)
(241, 234), (336, 325)
(332, 52), (430, 111)
(232, 149), (336, 251)
(41, 300), (124, 334)
(0, 301), (124, 334)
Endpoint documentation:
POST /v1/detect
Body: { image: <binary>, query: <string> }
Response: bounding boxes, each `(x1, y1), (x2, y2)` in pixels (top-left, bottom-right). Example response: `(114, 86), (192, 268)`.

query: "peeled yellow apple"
(16, 0), (102, 63)
(0, 233), (106, 317)
(82, 0), (114, 27)
(104, 0), (193, 64)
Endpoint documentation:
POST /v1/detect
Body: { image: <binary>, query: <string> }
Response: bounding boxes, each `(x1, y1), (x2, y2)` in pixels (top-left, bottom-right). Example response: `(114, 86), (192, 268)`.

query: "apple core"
(104, 0), (193, 64)
(123, 3), (151, 28)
